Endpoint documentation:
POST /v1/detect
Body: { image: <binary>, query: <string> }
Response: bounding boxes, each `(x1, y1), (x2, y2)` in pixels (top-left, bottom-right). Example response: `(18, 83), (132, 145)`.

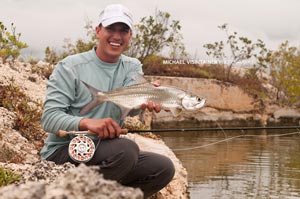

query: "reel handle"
(57, 129), (129, 137)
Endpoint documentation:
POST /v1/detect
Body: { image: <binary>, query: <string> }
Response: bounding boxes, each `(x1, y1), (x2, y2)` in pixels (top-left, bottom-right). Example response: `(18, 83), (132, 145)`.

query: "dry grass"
(143, 55), (267, 99)
(0, 142), (24, 163)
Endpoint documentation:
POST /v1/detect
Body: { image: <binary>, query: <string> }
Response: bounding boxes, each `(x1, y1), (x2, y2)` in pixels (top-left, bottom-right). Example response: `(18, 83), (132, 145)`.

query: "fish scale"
(107, 85), (184, 109)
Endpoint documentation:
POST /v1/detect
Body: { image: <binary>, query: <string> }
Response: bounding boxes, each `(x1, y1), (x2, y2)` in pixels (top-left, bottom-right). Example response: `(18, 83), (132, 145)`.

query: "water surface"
(158, 129), (300, 198)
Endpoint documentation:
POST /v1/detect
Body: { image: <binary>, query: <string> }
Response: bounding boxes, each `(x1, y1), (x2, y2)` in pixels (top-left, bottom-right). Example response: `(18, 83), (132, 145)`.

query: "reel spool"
(68, 135), (95, 163)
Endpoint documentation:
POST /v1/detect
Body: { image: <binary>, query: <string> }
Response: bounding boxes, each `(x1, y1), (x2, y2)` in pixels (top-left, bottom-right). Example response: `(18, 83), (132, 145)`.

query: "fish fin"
(81, 81), (100, 95)
(80, 98), (101, 115)
(80, 81), (106, 114)
(170, 107), (183, 117)
(133, 73), (149, 84)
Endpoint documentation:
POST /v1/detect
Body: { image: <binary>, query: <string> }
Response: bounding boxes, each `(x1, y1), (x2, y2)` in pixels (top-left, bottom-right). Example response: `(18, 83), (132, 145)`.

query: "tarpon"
(80, 76), (206, 119)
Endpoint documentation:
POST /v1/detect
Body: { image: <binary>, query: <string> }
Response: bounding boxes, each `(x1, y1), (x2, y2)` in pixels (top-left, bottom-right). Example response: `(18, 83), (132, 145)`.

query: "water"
(157, 129), (300, 199)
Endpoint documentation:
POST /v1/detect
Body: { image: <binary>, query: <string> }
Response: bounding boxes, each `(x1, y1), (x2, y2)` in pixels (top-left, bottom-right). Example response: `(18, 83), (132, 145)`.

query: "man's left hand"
(141, 100), (162, 113)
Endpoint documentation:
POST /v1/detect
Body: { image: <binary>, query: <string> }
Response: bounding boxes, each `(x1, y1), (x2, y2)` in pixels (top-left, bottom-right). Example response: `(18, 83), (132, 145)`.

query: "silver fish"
(80, 77), (206, 119)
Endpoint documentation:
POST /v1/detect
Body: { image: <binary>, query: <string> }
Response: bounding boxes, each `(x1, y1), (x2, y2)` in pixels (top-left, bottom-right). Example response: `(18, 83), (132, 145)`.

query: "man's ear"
(95, 26), (102, 38)
(96, 26), (101, 33)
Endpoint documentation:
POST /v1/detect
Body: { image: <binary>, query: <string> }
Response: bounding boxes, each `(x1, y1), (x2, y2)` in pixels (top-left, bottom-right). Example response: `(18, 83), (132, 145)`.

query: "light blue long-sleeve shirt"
(40, 48), (143, 159)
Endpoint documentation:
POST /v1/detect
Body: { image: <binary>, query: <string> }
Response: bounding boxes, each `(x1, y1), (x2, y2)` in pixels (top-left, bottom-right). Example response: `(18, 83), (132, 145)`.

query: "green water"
(158, 128), (300, 199)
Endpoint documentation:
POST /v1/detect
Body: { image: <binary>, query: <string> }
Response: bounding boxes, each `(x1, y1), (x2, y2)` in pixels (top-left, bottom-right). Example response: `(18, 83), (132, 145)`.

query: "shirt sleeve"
(41, 61), (84, 134)
(122, 57), (144, 87)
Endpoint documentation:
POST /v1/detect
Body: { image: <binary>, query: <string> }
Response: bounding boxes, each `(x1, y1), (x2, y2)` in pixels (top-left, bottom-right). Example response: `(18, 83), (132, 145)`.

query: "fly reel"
(68, 135), (95, 163)
(58, 129), (128, 163)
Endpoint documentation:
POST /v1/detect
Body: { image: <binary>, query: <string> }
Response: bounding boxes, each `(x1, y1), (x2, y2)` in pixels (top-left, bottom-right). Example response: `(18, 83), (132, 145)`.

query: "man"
(41, 4), (175, 198)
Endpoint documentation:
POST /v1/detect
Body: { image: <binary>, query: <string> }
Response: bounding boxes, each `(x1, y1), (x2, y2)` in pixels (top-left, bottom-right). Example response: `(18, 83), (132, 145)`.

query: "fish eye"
(197, 97), (201, 102)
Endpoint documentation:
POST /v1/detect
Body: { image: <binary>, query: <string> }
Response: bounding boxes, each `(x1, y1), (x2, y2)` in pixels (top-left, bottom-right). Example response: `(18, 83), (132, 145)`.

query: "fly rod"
(125, 125), (300, 133)
(58, 126), (300, 161)
(58, 126), (300, 137)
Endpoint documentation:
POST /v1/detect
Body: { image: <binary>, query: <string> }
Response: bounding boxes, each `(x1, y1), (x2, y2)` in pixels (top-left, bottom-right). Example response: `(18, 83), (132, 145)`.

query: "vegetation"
(0, 22), (28, 63)
(203, 23), (271, 81)
(143, 55), (211, 78)
(0, 167), (20, 187)
(202, 25), (300, 106)
(126, 10), (187, 62)
(0, 82), (45, 145)
(0, 142), (24, 163)
(142, 54), (267, 100)
(30, 63), (54, 80)
(269, 41), (300, 106)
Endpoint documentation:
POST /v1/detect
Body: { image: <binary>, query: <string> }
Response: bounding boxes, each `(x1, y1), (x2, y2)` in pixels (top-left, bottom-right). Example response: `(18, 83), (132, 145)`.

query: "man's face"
(96, 22), (132, 63)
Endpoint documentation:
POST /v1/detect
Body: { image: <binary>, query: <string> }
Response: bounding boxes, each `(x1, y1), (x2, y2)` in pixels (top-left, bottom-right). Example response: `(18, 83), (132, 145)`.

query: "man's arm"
(41, 61), (84, 134)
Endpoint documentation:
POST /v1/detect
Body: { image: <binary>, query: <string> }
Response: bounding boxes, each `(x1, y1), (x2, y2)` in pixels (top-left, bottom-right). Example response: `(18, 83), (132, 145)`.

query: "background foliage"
(270, 41), (300, 106)
(0, 22), (28, 63)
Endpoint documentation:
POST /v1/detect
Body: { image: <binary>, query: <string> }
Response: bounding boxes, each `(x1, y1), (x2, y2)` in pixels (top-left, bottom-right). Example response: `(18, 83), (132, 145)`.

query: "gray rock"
(0, 164), (143, 199)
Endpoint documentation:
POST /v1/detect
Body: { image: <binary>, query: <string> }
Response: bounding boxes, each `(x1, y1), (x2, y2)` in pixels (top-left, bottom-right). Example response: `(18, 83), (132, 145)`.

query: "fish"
(80, 75), (206, 119)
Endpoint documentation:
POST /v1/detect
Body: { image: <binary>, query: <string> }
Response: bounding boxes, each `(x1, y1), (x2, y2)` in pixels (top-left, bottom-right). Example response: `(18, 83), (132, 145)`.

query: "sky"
(1, 0), (300, 61)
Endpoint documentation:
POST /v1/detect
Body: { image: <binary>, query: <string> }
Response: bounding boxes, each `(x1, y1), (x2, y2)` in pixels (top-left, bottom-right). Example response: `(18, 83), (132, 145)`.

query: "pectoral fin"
(80, 81), (106, 114)
(170, 107), (183, 117)
(133, 73), (149, 84)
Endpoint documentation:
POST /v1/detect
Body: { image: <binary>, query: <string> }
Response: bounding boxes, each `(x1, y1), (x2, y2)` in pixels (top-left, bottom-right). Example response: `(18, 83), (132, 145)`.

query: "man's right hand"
(79, 118), (122, 139)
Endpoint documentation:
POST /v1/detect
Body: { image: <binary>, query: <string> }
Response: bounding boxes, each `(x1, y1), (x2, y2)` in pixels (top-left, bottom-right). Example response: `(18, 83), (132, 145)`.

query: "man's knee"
(142, 152), (175, 182)
(137, 152), (175, 198)
(158, 154), (175, 183)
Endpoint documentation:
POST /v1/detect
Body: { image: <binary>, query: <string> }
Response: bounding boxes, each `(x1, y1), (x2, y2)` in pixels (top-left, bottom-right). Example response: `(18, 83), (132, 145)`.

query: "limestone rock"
(0, 164), (143, 199)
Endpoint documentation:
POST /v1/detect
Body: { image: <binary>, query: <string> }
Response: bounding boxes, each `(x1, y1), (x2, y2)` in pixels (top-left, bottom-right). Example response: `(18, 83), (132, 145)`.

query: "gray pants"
(47, 138), (175, 198)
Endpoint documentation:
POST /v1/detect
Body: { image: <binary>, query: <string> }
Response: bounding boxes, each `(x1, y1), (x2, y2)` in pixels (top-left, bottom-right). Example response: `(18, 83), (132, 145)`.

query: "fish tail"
(80, 81), (106, 114)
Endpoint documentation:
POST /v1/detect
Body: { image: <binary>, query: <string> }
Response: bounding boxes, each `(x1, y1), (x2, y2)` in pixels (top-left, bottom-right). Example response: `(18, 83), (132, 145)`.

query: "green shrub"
(0, 167), (20, 187)
(269, 41), (300, 106)
(0, 22), (28, 63)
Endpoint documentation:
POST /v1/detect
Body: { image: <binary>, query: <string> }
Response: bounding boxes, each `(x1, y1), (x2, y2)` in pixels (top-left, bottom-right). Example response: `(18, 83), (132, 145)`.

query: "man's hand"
(79, 118), (121, 139)
(140, 100), (162, 113)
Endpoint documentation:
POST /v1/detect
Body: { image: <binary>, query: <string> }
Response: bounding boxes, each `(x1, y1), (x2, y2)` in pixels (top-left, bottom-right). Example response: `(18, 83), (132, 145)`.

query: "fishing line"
(127, 126), (300, 132)
(171, 129), (300, 151)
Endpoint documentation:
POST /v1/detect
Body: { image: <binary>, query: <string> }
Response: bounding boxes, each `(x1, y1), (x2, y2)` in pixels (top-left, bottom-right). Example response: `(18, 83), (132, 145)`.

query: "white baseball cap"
(99, 4), (133, 29)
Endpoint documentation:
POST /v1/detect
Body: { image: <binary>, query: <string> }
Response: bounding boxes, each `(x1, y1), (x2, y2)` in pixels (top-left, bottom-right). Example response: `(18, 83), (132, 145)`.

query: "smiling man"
(40, 4), (175, 198)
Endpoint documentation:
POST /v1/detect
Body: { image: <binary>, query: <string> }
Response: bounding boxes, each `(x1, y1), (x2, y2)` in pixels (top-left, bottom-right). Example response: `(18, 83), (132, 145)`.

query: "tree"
(0, 22), (28, 63)
(125, 10), (187, 62)
(203, 23), (271, 81)
(269, 41), (300, 106)
(44, 11), (187, 64)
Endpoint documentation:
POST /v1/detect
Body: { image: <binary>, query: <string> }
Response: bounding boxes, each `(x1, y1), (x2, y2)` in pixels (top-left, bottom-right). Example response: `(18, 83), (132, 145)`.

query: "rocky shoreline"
(1, 60), (300, 199)
(0, 61), (188, 199)
(0, 162), (144, 199)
